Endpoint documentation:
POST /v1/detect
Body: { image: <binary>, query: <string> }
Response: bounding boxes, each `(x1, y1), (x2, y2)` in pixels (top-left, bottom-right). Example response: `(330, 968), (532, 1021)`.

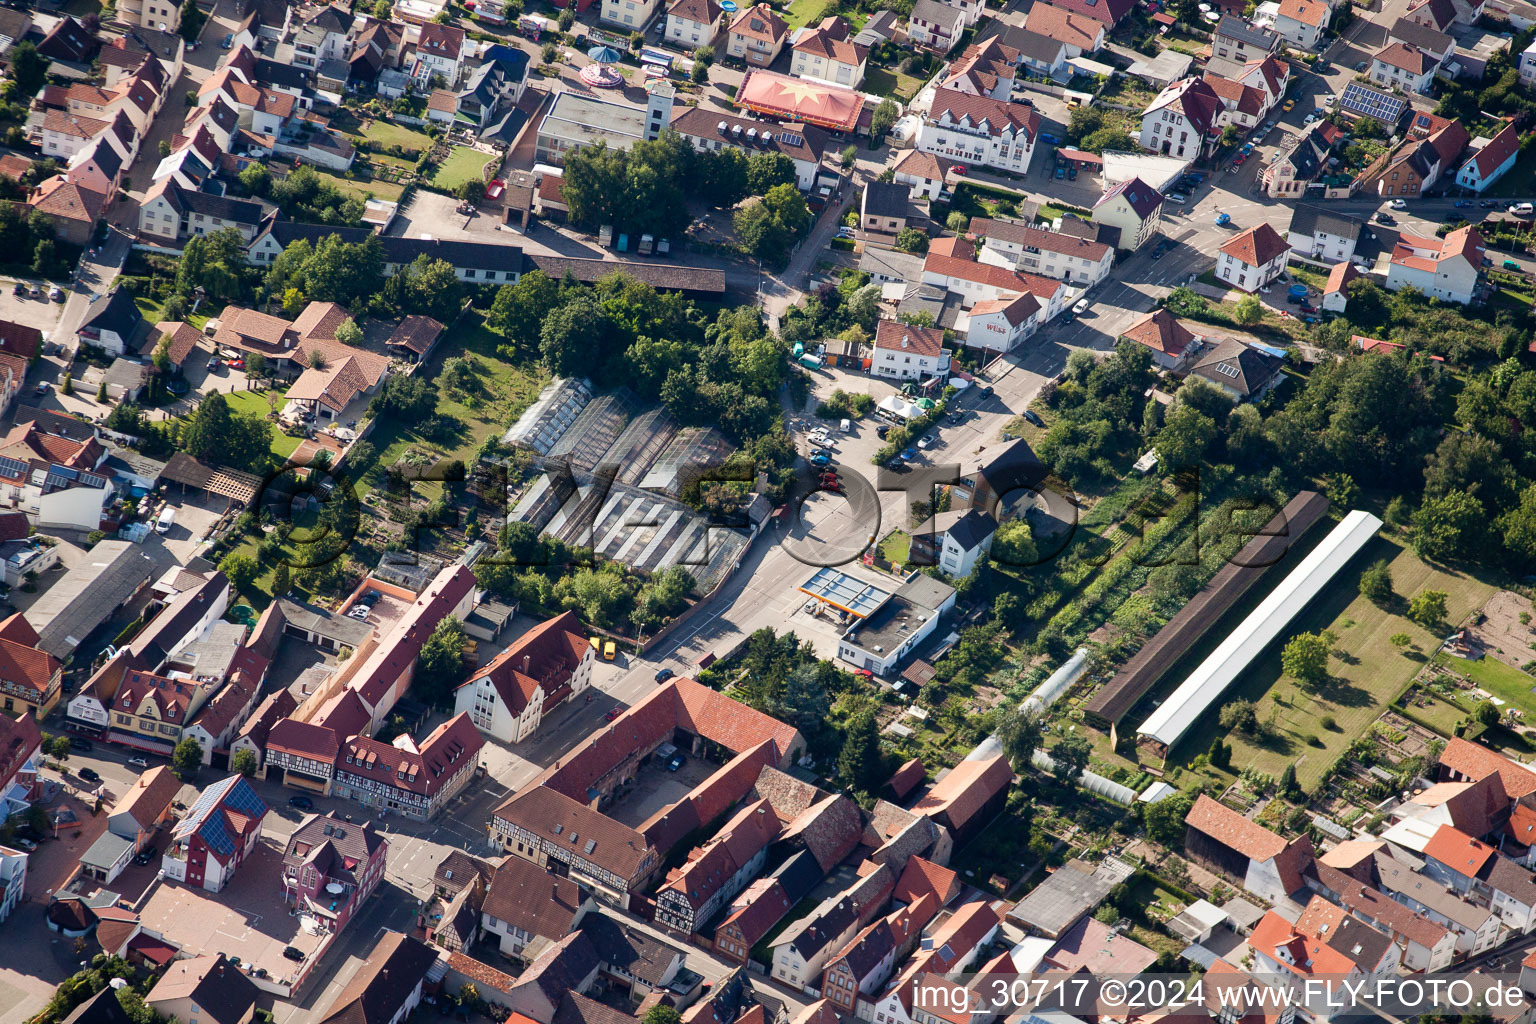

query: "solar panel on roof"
(0, 456), (25, 479)
(1340, 81), (1406, 122)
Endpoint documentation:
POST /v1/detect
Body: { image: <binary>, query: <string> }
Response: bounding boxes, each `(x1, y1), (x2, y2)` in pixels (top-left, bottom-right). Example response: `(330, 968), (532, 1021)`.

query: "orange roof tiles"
(1220, 222), (1291, 267)
(1423, 824), (1496, 878)
(1440, 736), (1536, 798)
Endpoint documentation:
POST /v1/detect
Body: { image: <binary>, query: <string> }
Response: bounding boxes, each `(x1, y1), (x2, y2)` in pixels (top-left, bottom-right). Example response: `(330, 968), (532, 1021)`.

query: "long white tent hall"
(1136, 509), (1383, 756)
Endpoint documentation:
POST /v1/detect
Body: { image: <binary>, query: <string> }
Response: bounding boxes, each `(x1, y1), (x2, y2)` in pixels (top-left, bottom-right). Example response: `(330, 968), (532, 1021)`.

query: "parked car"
(79, 767), (101, 783)
(602, 639), (617, 660)
(667, 752), (687, 771)
(951, 165), (967, 176)
(133, 847), (156, 866)
(1455, 199), (1473, 208)
(1167, 192), (1188, 204)
(1504, 259), (1523, 270)
(1072, 297), (1090, 315)
(1374, 212), (1395, 225)
(1054, 165), (1066, 179)
(207, 356), (222, 371)
(1067, 165), (1077, 180)
(1281, 99), (1295, 112)
(12, 282), (25, 298)
(1023, 409), (1045, 427)
(283, 947), (305, 962)
(69, 737), (93, 753)
(810, 452), (831, 466)
(604, 707), (621, 721)
(1389, 199), (1407, 210)
(33, 381), (48, 396)
(221, 32), (233, 47)
(13, 837), (36, 852)
(1300, 303), (1317, 313)
(1215, 212), (1231, 226)
(128, 756), (148, 768)
(1354, 60), (1367, 71)
(49, 286), (63, 302)
(875, 424), (890, 438)
(288, 795), (314, 810)
(1481, 199), (1499, 208)
(654, 668), (675, 684)
(1510, 203), (1535, 217)
(1151, 240), (1170, 259)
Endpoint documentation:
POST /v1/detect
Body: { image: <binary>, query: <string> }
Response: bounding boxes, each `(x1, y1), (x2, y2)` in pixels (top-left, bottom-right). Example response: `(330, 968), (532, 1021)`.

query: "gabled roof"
(148, 955), (260, 1024)
(1389, 16), (1453, 53)
(1374, 41), (1434, 73)
(1220, 222), (1291, 267)
(911, 754), (1011, 831)
(482, 854), (587, 940)
(1423, 824), (1496, 878)
(1025, 4), (1105, 47)
(462, 610), (592, 714)
(1144, 77), (1222, 136)
(929, 92), (1041, 140)
(1215, 14), (1277, 47)
(874, 319), (945, 358)
(318, 933), (436, 1024)
(1122, 307), (1200, 357)
(113, 765), (180, 833)
(893, 856), (959, 907)
(794, 17), (867, 65)
(30, 176), (106, 225)
(1277, 0), (1328, 26)
(1440, 736), (1536, 799)
(1289, 206), (1361, 241)
(669, 0), (723, 24)
(1408, 0), (1457, 29)
(1095, 176), (1163, 219)
(1186, 793), (1288, 858)
(1042, 0), (1135, 26)
(1465, 121), (1520, 180)
(730, 3), (788, 42)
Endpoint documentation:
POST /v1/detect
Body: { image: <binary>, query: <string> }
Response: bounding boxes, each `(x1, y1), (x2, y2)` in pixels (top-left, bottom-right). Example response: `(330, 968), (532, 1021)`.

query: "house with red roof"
(1440, 736), (1536, 802)
(1386, 225), (1484, 305)
(0, 614), (63, 719)
(1092, 176), (1164, 251)
(656, 797), (781, 934)
(1217, 222), (1291, 292)
(1274, 0), (1331, 48)
(665, 0), (724, 48)
(332, 712), (483, 821)
(1138, 78), (1221, 160)
(1185, 794), (1314, 904)
(0, 710), (41, 822)
(714, 877), (792, 963)
(1456, 121), (1520, 193)
(915, 91), (1042, 176)
(872, 319), (950, 381)
(455, 610), (594, 743)
(1044, 0), (1135, 26)
(1249, 896), (1396, 1016)
(1323, 261), (1363, 313)
(911, 753), (1012, 844)
(1307, 860), (1456, 971)
(1119, 307), (1205, 371)
(1371, 41), (1439, 93)
(791, 16), (868, 88)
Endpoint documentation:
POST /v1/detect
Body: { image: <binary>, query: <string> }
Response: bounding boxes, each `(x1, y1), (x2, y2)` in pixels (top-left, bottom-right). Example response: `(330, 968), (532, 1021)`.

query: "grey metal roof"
(1214, 14), (1278, 49)
(1007, 863), (1114, 937)
(27, 540), (163, 660)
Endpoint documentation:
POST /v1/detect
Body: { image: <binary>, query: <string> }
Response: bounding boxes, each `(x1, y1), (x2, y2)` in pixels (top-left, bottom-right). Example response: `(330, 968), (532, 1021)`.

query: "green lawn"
(430, 147), (495, 191)
(219, 387), (302, 460)
(879, 529), (911, 567)
(348, 312), (547, 502)
(314, 170), (406, 203)
(1175, 537), (1496, 790)
(361, 120), (434, 154)
(865, 65), (926, 102)
(781, 0), (831, 28)
(1437, 652), (1536, 715)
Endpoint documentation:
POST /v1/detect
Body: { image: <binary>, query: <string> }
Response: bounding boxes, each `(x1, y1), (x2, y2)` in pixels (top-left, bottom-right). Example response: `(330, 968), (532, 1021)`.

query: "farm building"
(1136, 509), (1383, 756)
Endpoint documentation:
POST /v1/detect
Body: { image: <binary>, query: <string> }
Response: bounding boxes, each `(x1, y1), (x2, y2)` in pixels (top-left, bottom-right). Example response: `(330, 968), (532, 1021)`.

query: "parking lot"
(155, 493), (233, 564)
(0, 283), (68, 339)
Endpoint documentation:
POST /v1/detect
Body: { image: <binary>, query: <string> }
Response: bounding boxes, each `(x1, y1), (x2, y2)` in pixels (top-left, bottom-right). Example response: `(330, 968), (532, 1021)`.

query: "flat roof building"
(838, 574), (956, 677)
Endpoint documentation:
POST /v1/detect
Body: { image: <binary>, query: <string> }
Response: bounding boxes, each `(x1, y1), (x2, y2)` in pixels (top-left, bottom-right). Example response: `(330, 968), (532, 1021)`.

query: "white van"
(840, 418), (852, 434)
(155, 507), (176, 535)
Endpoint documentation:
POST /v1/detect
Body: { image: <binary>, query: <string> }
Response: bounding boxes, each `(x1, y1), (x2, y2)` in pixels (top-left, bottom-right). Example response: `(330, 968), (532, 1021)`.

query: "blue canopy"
(587, 45), (621, 64)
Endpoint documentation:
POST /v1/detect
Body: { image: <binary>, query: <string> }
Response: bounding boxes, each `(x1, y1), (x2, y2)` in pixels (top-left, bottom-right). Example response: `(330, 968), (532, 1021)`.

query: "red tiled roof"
(1122, 308), (1200, 357)
(1326, 261), (1362, 295)
(337, 713), (482, 798)
(1043, 0), (1134, 26)
(911, 754), (1011, 831)
(1278, 0), (1328, 26)
(930, 92), (1041, 141)
(874, 319), (945, 358)
(463, 610), (590, 715)
(885, 757), (926, 800)
(1220, 222), (1291, 267)
(1025, 4), (1103, 48)
(1375, 41), (1432, 73)
(1468, 122), (1519, 179)
(1185, 794), (1286, 858)
(1423, 824), (1496, 878)
(893, 855), (958, 906)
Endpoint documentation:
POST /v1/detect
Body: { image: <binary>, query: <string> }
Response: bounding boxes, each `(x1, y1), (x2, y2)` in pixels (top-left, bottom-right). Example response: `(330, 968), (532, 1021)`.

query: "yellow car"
(603, 640), (617, 661)
(1282, 99), (1295, 112)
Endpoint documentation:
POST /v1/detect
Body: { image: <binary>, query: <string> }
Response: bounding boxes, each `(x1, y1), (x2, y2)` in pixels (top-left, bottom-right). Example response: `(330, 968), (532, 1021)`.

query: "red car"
(604, 707), (621, 721)
(228, 358), (245, 370)
(854, 668), (874, 678)
(952, 165), (968, 176)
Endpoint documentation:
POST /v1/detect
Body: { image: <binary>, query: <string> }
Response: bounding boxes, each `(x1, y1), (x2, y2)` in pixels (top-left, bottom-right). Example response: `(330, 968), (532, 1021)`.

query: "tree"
(460, 983), (481, 1007)
(1278, 763), (1298, 798)
(1144, 791), (1195, 843)
(837, 711), (882, 791)
(49, 735), (71, 761)
(1282, 631), (1331, 684)
(239, 163), (270, 197)
(870, 98), (900, 141)
(991, 518), (1036, 566)
(183, 393), (273, 473)
(996, 703), (1042, 770)
(695, 46), (715, 67)
(1413, 491), (1485, 562)
(746, 152), (797, 195)
(643, 1007), (682, 1024)
(1209, 738), (1231, 770)
(1156, 402), (1219, 470)
(1408, 589), (1449, 627)
(246, 352), (268, 381)
(272, 561), (291, 597)
(1049, 735), (1091, 783)
(1389, 632), (1413, 650)
(894, 227), (929, 254)
(946, 212), (969, 233)
(457, 179), (487, 204)
(334, 316), (363, 347)
(1219, 698), (1258, 734)
(540, 293), (613, 377)
(60, 372), (73, 396)
(8, 43), (46, 99)
(1359, 559), (1393, 604)
(1475, 700), (1501, 728)
(1220, 124), (1244, 148)
(96, 380), (107, 402)
(373, 0), (392, 15)
(1234, 293), (1264, 325)
(541, 41), (558, 64)
(691, 61), (708, 84)
(415, 617), (469, 709)
(178, 0), (206, 41)
(232, 748), (259, 778)
(219, 553), (259, 593)
(172, 737), (203, 777)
